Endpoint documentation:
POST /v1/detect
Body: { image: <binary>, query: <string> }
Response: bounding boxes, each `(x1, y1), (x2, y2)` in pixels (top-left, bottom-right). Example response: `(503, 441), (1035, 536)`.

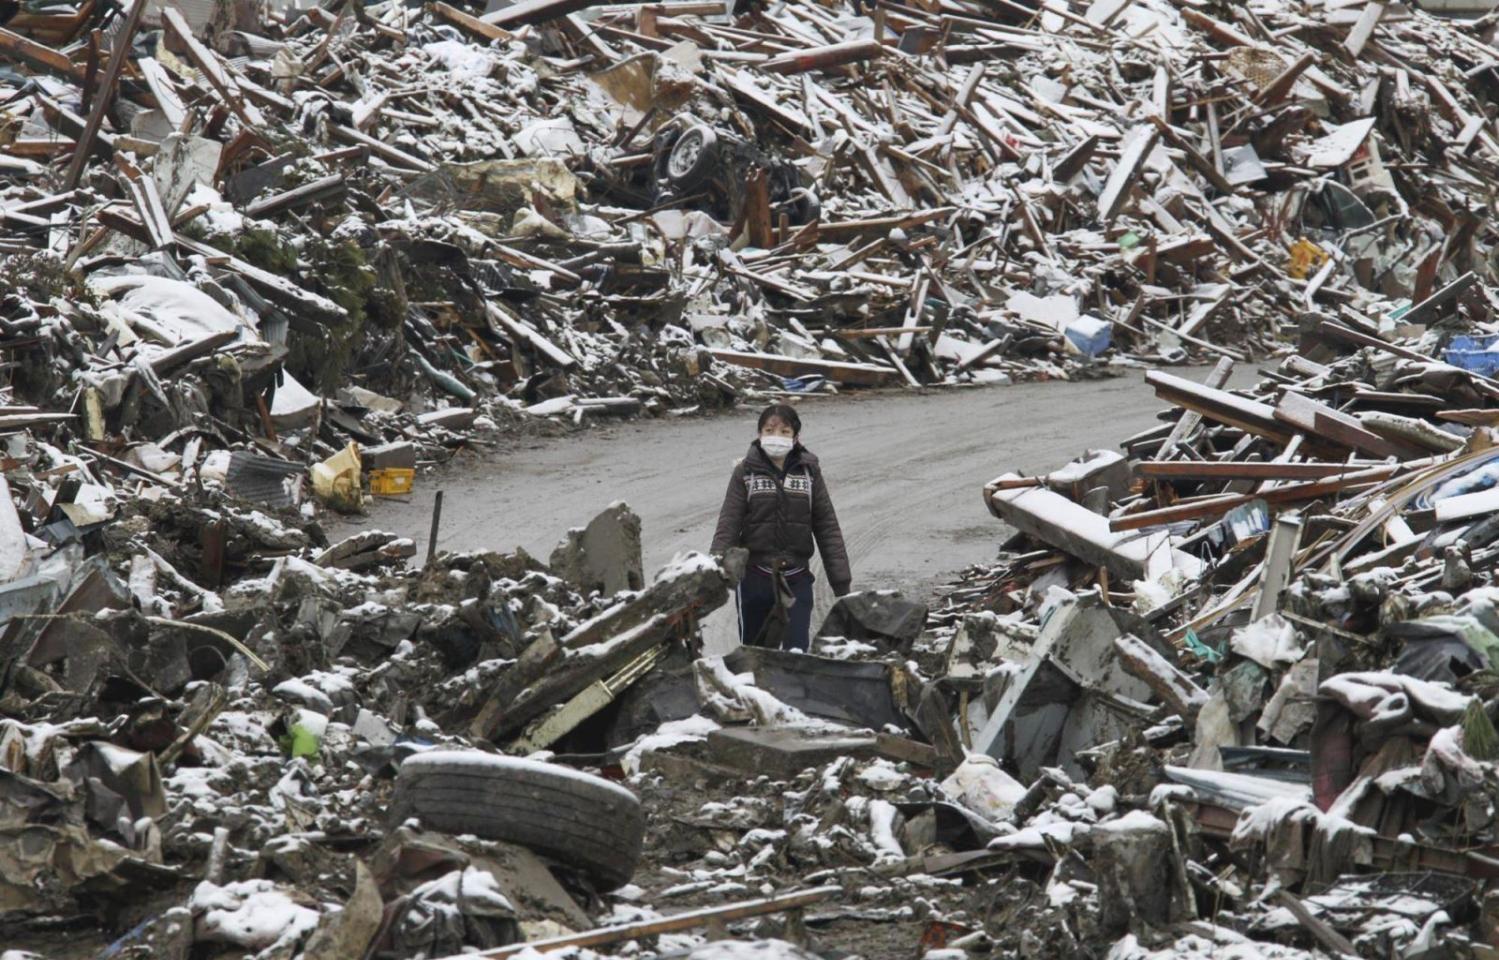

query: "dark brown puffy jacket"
(709, 441), (852, 594)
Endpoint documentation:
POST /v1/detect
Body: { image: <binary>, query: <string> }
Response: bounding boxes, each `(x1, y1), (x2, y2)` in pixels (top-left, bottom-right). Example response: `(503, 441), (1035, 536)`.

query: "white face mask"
(760, 435), (794, 458)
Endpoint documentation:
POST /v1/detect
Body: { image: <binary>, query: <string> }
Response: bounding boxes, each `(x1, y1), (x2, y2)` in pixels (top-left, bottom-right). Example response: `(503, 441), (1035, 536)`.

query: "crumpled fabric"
(1419, 725), (1489, 809)
(1319, 671), (1472, 745)
(393, 866), (518, 957)
(1230, 795), (1373, 886)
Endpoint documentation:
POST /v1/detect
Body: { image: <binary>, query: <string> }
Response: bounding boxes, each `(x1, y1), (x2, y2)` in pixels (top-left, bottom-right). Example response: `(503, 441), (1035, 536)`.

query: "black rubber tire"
(666, 125), (718, 188)
(390, 751), (644, 890)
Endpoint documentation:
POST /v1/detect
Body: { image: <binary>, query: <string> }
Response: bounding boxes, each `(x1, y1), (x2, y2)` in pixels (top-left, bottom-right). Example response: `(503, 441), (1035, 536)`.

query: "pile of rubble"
(0, 486), (762, 957)
(8, 0), (1499, 457)
(948, 316), (1499, 954)
(20, 0), (1499, 958)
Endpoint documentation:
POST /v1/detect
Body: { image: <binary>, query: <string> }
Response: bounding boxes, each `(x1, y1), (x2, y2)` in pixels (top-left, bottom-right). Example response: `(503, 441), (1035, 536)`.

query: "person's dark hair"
(757, 403), (801, 436)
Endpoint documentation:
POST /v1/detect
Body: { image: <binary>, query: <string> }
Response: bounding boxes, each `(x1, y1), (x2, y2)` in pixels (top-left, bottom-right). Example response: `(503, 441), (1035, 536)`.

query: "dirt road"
(356, 370), (1237, 650)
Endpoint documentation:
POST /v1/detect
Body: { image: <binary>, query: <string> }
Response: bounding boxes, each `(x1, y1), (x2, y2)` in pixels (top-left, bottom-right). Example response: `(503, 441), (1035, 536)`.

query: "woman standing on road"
(710, 403), (852, 652)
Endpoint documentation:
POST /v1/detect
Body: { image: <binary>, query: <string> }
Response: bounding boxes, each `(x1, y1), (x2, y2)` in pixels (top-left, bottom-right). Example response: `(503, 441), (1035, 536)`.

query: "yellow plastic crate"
(1286, 237), (1329, 280)
(369, 468), (415, 496)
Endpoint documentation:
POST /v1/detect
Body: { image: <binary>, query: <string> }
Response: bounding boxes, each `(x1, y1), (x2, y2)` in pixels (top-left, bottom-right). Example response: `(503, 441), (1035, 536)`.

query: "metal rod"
(450, 886), (843, 959)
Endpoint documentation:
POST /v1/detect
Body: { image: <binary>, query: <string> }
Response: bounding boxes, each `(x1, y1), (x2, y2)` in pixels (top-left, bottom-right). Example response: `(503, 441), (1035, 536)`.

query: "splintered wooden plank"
(64, 0), (149, 188)
(1149, 117), (1233, 194)
(138, 57), (187, 129)
(481, 0), (601, 28)
(162, 8), (266, 128)
(124, 173), (174, 249)
(708, 349), (898, 387)
(1146, 369), (1294, 445)
(1343, 2), (1386, 58)
(1155, 356), (1234, 459)
(0, 26), (84, 80)
(1097, 124), (1158, 222)
(720, 69), (812, 135)
(1273, 391), (1419, 459)
(432, 1), (518, 41)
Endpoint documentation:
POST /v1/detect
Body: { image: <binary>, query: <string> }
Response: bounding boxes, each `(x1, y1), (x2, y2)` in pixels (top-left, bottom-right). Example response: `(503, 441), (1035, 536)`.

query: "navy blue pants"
(736, 568), (815, 652)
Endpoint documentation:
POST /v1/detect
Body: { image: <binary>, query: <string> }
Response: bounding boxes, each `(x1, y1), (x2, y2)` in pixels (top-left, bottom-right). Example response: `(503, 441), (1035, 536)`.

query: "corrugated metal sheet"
(224, 451), (306, 509)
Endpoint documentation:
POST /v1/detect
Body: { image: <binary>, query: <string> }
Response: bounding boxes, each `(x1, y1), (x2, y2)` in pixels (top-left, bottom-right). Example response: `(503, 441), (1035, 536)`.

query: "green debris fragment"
(1184, 627), (1223, 663)
(282, 723), (321, 759)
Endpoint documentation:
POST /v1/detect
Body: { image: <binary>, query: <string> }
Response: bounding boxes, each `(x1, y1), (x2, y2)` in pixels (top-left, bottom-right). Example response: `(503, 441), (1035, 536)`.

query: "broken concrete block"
(315, 531), (417, 571)
(360, 441), (417, 471)
(549, 501), (644, 598)
(1045, 449), (1131, 502)
(985, 474), (1203, 583)
(972, 596), (1166, 781)
(1090, 810), (1175, 933)
(705, 727), (879, 779)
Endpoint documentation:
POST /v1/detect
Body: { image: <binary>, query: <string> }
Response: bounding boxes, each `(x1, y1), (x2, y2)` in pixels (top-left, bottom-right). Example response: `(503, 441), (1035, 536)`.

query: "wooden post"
(744, 169), (775, 249)
(427, 490), (444, 566)
(64, 0), (149, 188)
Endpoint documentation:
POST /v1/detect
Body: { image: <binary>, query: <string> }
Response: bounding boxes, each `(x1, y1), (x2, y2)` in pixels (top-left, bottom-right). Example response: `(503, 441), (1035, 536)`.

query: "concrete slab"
(705, 727), (878, 779)
(549, 501), (643, 598)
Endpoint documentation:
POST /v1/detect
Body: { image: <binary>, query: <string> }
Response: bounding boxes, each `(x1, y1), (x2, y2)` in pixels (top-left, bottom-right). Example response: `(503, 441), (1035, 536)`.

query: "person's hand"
(832, 581), (852, 597)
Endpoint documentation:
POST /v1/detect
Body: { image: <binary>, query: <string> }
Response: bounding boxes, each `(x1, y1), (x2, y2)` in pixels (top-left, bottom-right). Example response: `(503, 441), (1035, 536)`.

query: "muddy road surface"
(355, 369), (1246, 651)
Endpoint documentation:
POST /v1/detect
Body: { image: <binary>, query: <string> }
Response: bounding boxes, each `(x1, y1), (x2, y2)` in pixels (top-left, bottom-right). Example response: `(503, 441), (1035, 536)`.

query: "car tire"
(389, 751), (645, 890)
(792, 189), (821, 225)
(666, 125), (719, 188)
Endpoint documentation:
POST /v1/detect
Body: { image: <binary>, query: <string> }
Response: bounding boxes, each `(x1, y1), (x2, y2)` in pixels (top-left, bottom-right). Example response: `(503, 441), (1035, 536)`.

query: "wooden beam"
(762, 39), (884, 75)
(1273, 391), (1421, 460)
(1401, 271), (1476, 326)
(816, 207), (954, 242)
(1109, 466), (1395, 532)
(0, 26), (84, 80)
(481, 0), (602, 28)
(162, 8), (266, 128)
(1114, 634), (1207, 721)
(1137, 460), (1397, 481)
(707, 349), (898, 387)
(1150, 341), (1230, 450)
(1098, 125), (1158, 222)
(1146, 369), (1294, 446)
(465, 886), (842, 959)
(1149, 116), (1233, 194)
(242, 174), (347, 219)
(430, 1), (518, 41)
(329, 123), (435, 171)
(123, 172), (174, 249)
(985, 474), (1201, 581)
(486, 303), (578, 371)
(1343, 2), (1385, 58)
(64, 0), (148, 189)
(719, 68), (813, 135)
(1254, 52), (1315, 106)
